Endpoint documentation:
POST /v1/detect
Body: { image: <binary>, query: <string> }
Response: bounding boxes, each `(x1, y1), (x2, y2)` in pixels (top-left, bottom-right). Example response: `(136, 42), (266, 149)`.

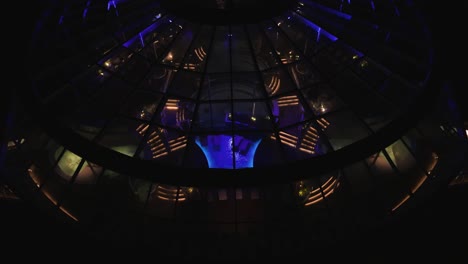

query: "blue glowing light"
(123, 18), (165, 48)
(139, 33), (144, 47)
(83, 0), (91, 19)
(107, 0), (119, 16)
(293, 13), (338, 42)
(195, 135), (262, 169)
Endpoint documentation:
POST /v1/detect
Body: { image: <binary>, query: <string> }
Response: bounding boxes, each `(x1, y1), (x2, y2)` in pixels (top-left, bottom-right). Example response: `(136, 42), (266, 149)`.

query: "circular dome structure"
(5, 0), (467, 256)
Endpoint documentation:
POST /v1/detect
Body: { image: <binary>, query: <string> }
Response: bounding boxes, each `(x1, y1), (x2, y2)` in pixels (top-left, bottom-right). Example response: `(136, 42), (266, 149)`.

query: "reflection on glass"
(232, 101), (273, 131)
(161, 24), (196, 67)
(262, 21), (301, 65)
(296, 173), (339, 206)
(287, 60), (321, 89)
(182, 25), (214, 72)
(99, 47), (134, 72)
(324, 111), (370, 150)
(141, 66), (177, 93)
(139, 16), (185, 62)
(121, 91), (163, 121)
(75, 160), (102, 184)
(247, 24), (279, 70)
(56, 149), (82, 181)
(262, 67), (296, 97)
(273, 92), (312, 128)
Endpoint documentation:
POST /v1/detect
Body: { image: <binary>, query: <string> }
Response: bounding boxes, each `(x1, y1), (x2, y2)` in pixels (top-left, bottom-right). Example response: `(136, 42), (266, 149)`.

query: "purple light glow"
(196, 135), (262, 169)
(123, 17), (165, 48)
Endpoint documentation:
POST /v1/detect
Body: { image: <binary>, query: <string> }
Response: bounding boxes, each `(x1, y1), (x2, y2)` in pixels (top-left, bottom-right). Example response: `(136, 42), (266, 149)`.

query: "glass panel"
(120, 90), (163, 121)
(129, 178), (152, 205)
(98, 169), (127, 185)
(297, 172), (338, 207)
(232, 101), (273, 131)
(74, 160), (102, 184)
(261, 21), (301, 65)
(301, 83), (345, 116)
(181, 25), (214, 72)
(68, 65), (111, 102)
(154, 129), (188, 165)
(385, 140), (428, 194)
(167, 70), (202, 99)
(402, 129), (439, 175)
(287, 60), (322, 89)
(325, 41), (364, 73)
(231, 25), (256, 72)
(139, 125), (169, 160)
(155, 97), (195, 131)
(278, 123), (329, 161)
(310, 47), (339, 78)
(193, 101), (232, 131)
(288, 10), (335, 49)
(232, 72), (265, 99)
(140, 65), (177, 93)
(119, 53), (151, 84)
(273, 92), (312, 128)
(200, 73), (231, 101)
(161, 23), (196, 67)
(323, 110), (371, 150)
(55, 149), (83, 182)
(97, 118), (144, 157)
(350, 56), (391, 88)
(331, 69), (396, 131)
(247, 24), (279, 71)
(273, 12), (326, 58)
(206, 26), (231, 73)
(138, 16), (185, 63)
(98, 46), (134, 73)
(366, 151), (410, 211)
(262, 67), (296, 97)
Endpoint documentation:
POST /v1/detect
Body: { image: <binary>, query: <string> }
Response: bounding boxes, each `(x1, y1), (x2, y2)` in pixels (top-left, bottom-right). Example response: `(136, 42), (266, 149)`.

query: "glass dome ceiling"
(27, 0), (434, 185)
